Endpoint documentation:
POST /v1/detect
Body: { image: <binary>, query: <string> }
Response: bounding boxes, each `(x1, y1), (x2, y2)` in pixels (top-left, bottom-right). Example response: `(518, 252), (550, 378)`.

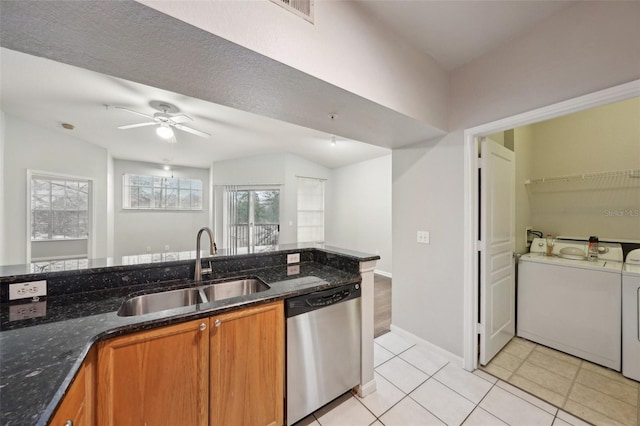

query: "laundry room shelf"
(525, 169), (640, 192)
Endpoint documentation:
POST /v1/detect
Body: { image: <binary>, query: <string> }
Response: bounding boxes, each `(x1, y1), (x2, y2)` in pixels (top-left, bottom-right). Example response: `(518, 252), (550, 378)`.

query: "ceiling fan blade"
(118, 122), (157, 130)
(170, 114), (193, 124)
(113, 106), (156, 120)
(174, 123), (211, 138)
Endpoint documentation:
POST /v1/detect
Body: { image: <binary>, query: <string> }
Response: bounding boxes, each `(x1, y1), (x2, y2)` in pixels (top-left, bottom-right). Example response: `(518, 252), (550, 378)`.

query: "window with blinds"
(297, 177), (325, 243)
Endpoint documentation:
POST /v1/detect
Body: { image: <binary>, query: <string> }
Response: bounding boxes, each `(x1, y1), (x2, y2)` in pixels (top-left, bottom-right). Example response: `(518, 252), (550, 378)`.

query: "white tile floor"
(294, 331), (593, 426)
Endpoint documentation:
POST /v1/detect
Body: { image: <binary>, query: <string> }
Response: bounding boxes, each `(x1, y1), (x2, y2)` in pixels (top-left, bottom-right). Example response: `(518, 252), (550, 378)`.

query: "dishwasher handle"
(285, 283), (361, 318)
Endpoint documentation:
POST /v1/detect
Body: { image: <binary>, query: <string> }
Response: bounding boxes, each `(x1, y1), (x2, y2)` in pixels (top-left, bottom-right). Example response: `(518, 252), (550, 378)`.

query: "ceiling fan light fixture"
(156, 123), (174, 139)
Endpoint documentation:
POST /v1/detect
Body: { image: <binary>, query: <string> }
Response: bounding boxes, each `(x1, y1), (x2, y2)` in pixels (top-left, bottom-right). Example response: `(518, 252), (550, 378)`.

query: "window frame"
(26, 170), (96, 263)
(296, 176), (326, 243)
(121, 173), (204, 211)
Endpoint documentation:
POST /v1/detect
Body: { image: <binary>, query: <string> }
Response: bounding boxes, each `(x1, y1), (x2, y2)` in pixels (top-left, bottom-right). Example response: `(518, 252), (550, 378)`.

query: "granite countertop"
(0, 248), (372, 426)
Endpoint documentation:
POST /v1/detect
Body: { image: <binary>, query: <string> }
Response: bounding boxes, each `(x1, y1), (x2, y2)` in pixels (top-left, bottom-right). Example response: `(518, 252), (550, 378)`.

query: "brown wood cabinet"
(96, 319), (209, 426)
(93, 301), (284, 426)
(210, 301), (284, 426)
(49, 348), (95, 426)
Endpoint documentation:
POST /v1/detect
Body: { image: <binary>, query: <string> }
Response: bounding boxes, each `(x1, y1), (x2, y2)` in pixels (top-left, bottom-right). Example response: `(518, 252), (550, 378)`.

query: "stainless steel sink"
(117, 278), (270, 317)
(117, 288), (202, 317)
(201, 278), (270, 302)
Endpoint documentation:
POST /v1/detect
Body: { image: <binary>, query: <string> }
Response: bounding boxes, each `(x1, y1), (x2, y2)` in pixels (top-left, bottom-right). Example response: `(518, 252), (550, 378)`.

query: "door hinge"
(476, 323), (485, 335)
(476, 240), (485, 251)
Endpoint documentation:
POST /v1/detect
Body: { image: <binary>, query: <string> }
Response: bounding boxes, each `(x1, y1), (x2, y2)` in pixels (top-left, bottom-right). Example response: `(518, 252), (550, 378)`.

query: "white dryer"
(518, 238), (623, 370)
(623, 248), (640, 381)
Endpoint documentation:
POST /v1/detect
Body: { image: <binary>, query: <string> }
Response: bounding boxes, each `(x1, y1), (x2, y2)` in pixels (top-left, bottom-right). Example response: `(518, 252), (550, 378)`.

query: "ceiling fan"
(111, 101), (211, 140)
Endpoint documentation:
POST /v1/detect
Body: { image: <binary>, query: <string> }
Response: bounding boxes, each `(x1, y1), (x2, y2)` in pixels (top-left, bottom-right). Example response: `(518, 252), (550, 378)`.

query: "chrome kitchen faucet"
(195, 227), (217, 282)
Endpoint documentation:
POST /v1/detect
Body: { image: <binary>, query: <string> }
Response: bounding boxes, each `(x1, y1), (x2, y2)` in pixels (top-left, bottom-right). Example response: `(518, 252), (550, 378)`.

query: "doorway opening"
(464, 80), (640, 425)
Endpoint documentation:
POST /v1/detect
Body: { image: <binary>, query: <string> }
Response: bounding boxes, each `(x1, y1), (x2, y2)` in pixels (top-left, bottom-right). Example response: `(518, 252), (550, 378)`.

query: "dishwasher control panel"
(285, 283), (361, 318)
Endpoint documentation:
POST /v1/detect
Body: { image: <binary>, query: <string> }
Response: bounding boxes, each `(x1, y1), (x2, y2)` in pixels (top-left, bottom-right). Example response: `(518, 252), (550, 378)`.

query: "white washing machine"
(623, 248), (640, 381)
(518, 238), (623, 370)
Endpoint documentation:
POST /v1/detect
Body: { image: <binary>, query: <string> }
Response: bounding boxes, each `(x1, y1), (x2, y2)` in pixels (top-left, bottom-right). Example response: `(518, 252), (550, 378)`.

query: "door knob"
(214, 319), (221, 327)
(199, 323), (207, 331)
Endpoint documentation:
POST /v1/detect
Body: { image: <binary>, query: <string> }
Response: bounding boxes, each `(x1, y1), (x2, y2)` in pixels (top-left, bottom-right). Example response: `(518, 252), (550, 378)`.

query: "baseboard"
(374, 269), (392, 278)
(390, 324), (464, 367)
(355, 378), (377, 398)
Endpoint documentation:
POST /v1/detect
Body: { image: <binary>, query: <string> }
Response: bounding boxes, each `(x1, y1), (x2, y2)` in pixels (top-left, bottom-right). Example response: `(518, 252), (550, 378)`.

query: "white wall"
(2, 114), (109, 265)
(139, 0), (449, 130)
(393, 1), (640, 357)
(450, 2), (640, 130)
(526, 97), (640, 240)
(326, 155), (392, 275)
(106, 153), (115, 258)
(513, 126), (534, 254)
(0, 111), (5, 265)
(211, 153), (332, 246)
(393, 133), (465, 354)
(113, 159), (211, 257)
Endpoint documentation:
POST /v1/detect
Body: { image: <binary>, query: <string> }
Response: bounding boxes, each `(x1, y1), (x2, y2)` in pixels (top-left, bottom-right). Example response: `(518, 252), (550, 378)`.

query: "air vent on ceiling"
(269, 0), (314, 23)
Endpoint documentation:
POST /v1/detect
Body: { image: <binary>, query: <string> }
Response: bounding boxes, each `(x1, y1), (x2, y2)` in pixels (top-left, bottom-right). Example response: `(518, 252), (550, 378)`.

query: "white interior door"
(480, 138), (516, 365)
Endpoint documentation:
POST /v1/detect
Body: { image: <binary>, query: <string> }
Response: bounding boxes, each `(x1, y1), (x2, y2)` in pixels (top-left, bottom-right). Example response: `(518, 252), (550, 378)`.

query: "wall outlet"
(417, 231), (430, 244)
(164, 244), (170, 251)
(287, 253), (300, 264)
(9, 280), (47, 301)
(287, 265), (300, 276)
(9, 301), (47, 321)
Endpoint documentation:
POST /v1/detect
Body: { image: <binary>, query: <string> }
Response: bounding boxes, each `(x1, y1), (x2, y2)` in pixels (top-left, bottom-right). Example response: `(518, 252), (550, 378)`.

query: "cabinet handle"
(214, 319), (221, 327)
(64, 421), (73, 426)
(199, 322), (207, 331)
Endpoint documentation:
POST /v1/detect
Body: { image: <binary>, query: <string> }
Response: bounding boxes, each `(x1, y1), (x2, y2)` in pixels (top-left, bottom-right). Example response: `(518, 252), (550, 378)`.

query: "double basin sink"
(117, 278), (269, 317)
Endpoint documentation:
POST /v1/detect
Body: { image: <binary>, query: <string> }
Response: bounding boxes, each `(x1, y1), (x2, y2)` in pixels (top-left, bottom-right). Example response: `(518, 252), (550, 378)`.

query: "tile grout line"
(406, 392), (451, 426)
(494, 379), (559, 418)
(468, 382), (512, 426)
(561, 360), (582, 409)
(566, 362), (637, 426)
(508, 342), (573, 409)
(369, 358), (448, 420)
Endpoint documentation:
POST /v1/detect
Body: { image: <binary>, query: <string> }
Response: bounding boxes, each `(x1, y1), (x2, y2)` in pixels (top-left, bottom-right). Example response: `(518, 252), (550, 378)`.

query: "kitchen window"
(123, 174), (202, 210)
(297, 177), (325, 243)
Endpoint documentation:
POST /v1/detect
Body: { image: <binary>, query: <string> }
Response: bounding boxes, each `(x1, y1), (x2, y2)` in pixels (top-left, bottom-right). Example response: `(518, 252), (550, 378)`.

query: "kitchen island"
(0, 244), (378, 425)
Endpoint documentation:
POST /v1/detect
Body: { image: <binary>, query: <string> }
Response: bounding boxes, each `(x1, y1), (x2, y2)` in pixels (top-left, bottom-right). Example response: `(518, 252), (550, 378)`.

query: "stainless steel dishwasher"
(286, 283), (361, 425)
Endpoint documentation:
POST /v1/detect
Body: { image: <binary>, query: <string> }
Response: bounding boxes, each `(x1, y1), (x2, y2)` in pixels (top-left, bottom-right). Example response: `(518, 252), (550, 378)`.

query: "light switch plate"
(9, 280), (47, 301)
(287, 253), (300, 264)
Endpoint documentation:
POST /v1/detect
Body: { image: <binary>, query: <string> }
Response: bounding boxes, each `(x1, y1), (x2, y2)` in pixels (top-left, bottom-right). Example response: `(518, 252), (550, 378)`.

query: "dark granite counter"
(0, 245), (378, 426)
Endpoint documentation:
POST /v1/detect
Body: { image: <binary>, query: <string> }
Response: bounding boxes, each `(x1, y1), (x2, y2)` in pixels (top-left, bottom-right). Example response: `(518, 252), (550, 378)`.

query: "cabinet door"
(97, 319), (209, 426)
(210, 301), (284, 426)
(49, 348), (95, 426)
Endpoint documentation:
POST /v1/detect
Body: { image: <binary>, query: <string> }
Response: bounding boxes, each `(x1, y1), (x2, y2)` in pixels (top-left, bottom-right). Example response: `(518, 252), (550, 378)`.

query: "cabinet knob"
(214, 319), (221, 327)
(199, 323), (207, 331)
(64, 421), (73, 426)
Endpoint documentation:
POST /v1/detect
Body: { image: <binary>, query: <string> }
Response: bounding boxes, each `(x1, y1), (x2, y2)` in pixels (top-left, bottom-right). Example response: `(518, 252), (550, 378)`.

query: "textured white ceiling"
(356, 1), (576, 71)
(0, 48), (391, 169)
(0, 0), (445, 164)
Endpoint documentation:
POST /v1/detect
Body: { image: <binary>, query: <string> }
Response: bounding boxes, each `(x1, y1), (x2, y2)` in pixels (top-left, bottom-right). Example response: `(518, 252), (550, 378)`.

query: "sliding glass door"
(225, 188), (280, 253)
